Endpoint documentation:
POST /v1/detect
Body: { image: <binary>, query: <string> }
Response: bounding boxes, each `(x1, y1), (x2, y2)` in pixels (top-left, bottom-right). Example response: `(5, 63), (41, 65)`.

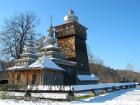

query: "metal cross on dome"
(48, 16), (54, 37)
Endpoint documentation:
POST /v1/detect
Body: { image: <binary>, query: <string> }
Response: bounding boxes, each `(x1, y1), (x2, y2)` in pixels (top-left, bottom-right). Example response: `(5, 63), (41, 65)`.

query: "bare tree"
(87, 45), (104, 65)
(0, 12), (39, 60)
(87, 45), (94, 64)
(34, 35), (46, 52)
(125, 63), (134, 71)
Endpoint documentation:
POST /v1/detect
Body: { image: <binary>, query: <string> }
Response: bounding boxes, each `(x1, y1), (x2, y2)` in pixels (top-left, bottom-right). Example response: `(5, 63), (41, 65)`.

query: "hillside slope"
(90, 63), (140, 83)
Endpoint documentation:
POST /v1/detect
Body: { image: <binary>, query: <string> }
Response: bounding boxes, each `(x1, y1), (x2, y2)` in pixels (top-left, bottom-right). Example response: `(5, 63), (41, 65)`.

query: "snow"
(50, 58), (76, 65)
(32, 93), (67, 99)
(29, 55), (64, 71)
(9, 92), (67, 99)
(27, 85), (71, 91)
(74, 87), (140, 105)
(7, 56), (64, 71)
(7, 66), (27, 70)
(77, 74), (98, 81)
(20, 53), (36, 56)
(41, 45), (59, 51)
(0, 87), (140, 105)
(44, 44), (58, 49)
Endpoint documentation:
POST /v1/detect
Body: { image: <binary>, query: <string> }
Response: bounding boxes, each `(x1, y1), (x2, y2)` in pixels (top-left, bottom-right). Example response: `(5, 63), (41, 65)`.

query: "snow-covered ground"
(0, 87), (140, 105)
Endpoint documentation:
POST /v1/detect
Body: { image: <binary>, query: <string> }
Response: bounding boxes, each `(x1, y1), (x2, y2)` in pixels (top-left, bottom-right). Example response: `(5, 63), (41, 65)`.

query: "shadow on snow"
(74, 88), (140, 104)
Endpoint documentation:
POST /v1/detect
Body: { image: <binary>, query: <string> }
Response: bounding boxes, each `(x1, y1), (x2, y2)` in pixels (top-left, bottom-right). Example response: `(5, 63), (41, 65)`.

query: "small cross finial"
(68, 8), (74, 15)
(50, 16), (53, 26)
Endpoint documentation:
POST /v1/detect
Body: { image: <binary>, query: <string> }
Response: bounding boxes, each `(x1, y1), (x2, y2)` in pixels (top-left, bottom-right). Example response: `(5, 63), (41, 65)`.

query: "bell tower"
(55, 9), (90, 74)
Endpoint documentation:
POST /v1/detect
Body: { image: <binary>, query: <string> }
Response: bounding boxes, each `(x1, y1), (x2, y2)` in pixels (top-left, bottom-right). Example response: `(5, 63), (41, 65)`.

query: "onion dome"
(40, 25), (66, 60)
(45, 25), (57, 47)
(64, 9), (78, 23)
(41, 25), (58, 52)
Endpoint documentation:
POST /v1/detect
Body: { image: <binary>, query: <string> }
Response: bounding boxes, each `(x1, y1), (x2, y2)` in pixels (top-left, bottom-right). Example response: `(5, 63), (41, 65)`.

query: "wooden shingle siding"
(57, 36), (76, 59)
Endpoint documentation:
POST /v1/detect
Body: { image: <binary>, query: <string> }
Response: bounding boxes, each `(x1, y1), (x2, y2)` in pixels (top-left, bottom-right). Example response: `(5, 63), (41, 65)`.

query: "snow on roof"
(29, 55), (64, 71)
(7, 66), (27, 71)
(77, 74), (99, 81)
(46, 44), (58, 49)
(72, 82), (138, 91)
(41, 45), (59, 51)
(50, 58), (76, 66)
(20, 53), (34, 56)
(50, 58), (76, 64)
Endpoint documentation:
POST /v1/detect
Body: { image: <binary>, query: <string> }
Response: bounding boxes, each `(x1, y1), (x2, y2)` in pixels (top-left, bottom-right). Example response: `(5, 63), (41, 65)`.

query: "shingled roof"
(29, 55), (64, 71)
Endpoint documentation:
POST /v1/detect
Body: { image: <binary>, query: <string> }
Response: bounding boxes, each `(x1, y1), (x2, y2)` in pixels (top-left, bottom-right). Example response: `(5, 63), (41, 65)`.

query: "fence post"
(25, 90), (31, 97)
(67, 87), (75, 100)
(105, 88), (109, 93)
(112, 86), (117, 91)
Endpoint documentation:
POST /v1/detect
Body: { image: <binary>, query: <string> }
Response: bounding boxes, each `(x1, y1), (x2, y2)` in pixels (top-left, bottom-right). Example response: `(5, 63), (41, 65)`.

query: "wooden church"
(6, 9), (99, 85)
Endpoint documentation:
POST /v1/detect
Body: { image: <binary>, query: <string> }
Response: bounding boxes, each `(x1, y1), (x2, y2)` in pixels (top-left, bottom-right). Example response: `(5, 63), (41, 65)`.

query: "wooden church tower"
(55, 9), (90, 75)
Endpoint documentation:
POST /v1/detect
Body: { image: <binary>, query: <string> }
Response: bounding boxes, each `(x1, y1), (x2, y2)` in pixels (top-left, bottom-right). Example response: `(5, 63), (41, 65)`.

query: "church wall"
(55, 63), (76, 85)
(7, 70), (42, 85)
(7, 69), (64, 86)
(75, 37), (90, 74)
(43, 69), (64, 85)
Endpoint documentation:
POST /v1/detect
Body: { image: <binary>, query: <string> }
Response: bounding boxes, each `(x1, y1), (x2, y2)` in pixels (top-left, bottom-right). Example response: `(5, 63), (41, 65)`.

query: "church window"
(32, 74), (36, 85)
(17, 73), (21, 81)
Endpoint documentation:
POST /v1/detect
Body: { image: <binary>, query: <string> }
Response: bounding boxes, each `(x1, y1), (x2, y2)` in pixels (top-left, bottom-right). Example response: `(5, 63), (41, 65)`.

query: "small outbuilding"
(76, 74), (99, 85)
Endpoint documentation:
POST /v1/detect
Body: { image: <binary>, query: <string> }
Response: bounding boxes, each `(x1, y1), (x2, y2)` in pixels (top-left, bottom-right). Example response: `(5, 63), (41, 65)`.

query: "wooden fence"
(1, 82), (138, 100)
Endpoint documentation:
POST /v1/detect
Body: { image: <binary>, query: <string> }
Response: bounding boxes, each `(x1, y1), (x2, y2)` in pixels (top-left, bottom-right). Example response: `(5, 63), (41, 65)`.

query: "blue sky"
(0, 0), (140, 71)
